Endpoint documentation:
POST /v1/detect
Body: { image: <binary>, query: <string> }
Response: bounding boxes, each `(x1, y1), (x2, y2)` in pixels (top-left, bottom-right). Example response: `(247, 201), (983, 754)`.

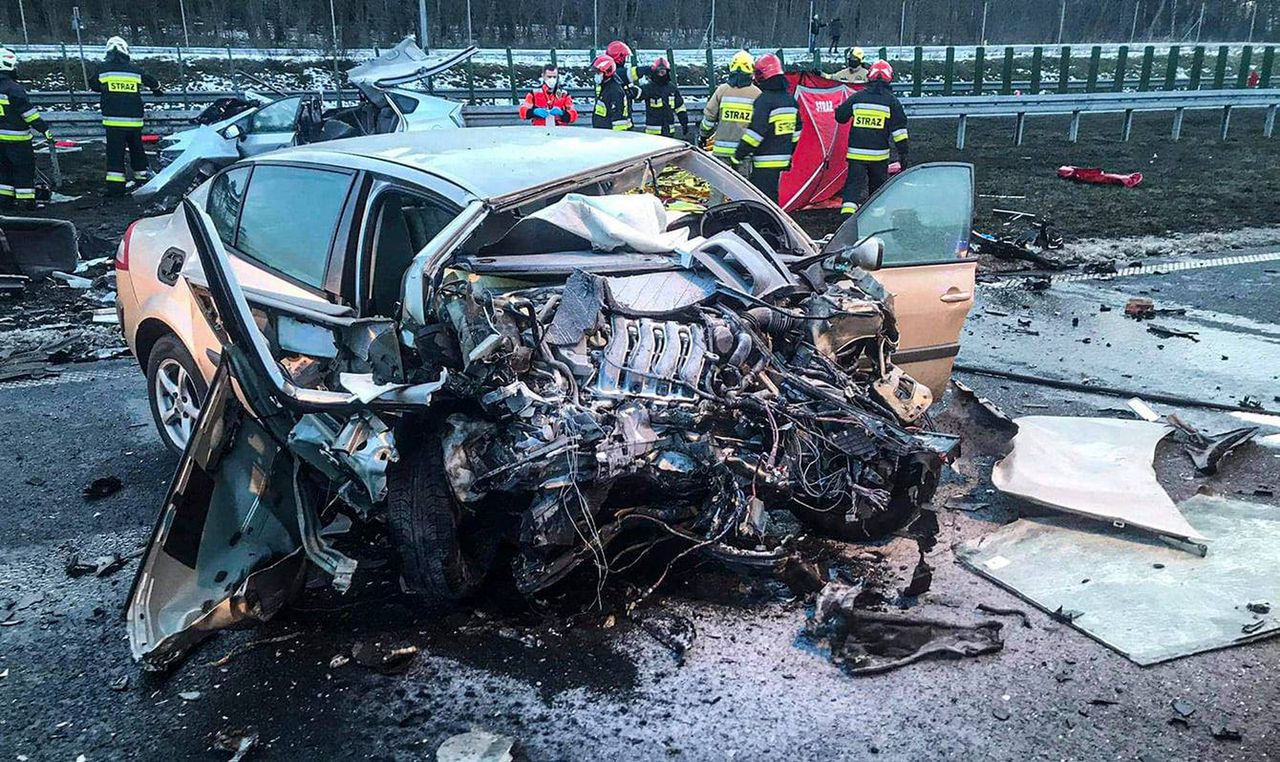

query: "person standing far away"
(834, 60), (909, 215)
(90, 37), (162, 197)
(830, 47), (870, 84)
(828, 18), (844, 55)
(591, 55), (634, 131)
(733, 53), (802, 203)
(0, 48), (53, 210)
(519, 64), (577, 126)
(700, 51), (762, 168)
(637, 57), (688, 138)
(808, 15), (826, 53)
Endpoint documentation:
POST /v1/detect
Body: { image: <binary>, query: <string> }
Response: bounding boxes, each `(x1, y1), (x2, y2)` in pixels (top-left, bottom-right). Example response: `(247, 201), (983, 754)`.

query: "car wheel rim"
(155, 358), (201, 451)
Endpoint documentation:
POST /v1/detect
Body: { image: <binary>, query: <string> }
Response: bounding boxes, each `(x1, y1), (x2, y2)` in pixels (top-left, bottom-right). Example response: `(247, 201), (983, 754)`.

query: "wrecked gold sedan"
(119, 129), (974, 667)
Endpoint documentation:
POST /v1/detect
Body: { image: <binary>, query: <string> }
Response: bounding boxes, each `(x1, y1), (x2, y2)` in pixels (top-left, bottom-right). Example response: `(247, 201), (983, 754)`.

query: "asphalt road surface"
(1, 253), (1278, 760)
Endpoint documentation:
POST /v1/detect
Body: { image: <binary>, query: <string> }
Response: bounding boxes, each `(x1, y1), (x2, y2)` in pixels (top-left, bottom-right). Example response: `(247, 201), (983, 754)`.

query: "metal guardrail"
(28, 77), (1204, 111)
(44, 89), (1280, 142)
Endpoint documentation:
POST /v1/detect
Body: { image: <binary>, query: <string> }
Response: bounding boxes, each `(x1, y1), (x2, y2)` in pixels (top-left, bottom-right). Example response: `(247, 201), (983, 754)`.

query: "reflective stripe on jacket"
(733, 77), (803, 170)
(89, 54), (159, 127)
(591, 77), (632, 131)
(700, 82), (761, 155)
(519, 85), (578, 126)
(0, 75), (47, 139)
(834, 80), (909, 162)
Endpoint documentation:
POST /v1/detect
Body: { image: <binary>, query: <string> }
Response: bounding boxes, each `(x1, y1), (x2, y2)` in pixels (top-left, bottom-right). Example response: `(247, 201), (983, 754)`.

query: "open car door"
(821, 163), (976, 396)
(125, 201), (445, 669)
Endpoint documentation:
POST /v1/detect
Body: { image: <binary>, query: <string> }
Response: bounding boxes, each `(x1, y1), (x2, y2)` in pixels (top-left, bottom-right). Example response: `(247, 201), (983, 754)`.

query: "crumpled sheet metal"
(806, 582), (1004, 675)
(958, 495), (1280, 665)
(992, 416), (1204, 542)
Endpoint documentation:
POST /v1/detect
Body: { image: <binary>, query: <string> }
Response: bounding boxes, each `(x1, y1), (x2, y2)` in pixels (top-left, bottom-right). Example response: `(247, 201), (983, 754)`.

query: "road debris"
(1211, 725), (1243, 742)
(350, 641), (419, 674)
(212, 727), (260, 762)
(959, 495), (1280, 665)
(1147, 323), (1200, 342)
(205, 632), (302, 668)
(0, 217), (79, 279)
(179, 690), (202, 701)
(65, 553), (127, 578)
(976, 603), (1032, 628)
(1167, 414), (1257, 475)
(630, 610), (697, 665)
(992, 416), (1202, 542)
(1057, 165), (1143, 188)
(436, 729), (516, 762)
(805, 582), (1004, 676)
(81, 476), (123, 501)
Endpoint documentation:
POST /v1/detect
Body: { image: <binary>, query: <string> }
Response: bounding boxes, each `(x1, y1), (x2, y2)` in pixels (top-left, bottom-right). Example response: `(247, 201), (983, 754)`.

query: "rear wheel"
(386, 419), (499, 606)
(145, 334), (208, 455)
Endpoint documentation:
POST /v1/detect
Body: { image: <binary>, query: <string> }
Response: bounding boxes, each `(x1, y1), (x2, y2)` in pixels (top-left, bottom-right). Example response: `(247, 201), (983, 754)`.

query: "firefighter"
(89, 37), (162, 196)
(0, 48), (51, 210)
(519, 64), (577, 126)
(636, 57), (688, 138)
(733, 53), (802, 203)
(591, 55), (632, 131)
(834, 60), (909, 215)
(830, 47), (869, 85)
(700, 51), (761, 164)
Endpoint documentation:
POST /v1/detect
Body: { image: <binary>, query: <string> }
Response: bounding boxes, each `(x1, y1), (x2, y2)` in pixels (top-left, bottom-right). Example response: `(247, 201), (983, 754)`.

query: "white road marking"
(0, 365), (134, 391)
(982, 250), (1280, 290)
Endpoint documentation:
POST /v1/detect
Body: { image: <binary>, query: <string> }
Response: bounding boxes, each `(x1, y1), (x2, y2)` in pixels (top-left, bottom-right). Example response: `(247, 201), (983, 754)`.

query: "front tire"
(386, 419), (498, 606)
(145, 334), (208, 455)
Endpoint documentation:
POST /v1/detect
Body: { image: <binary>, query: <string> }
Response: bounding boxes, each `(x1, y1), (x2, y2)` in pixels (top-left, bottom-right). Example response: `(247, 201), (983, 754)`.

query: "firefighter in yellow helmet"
(830, 47), (869, 84)
(699, 51), (762, 165)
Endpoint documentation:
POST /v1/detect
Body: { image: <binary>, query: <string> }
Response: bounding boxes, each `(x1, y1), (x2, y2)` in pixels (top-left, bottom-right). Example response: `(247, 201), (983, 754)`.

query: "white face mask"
(543, 76), (558, 89)
(594, 73), (605, 85)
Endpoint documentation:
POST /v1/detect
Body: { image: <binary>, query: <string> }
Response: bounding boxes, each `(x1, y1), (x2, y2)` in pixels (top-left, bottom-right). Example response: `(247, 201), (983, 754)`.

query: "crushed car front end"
(126, 139), (962, 668)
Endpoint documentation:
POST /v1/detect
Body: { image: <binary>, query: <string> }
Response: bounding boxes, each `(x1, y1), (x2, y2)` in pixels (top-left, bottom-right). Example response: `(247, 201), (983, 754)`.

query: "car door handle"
(939, 288), (972, 303)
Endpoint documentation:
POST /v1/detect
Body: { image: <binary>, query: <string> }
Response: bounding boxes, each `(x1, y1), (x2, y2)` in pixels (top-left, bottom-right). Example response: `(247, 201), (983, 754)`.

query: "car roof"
(278, 127), (686, 201)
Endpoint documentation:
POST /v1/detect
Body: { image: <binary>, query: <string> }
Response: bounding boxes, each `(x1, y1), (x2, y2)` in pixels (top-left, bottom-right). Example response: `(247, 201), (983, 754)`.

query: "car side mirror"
(222, 124), (244, 140)
(844, 235), (884, 271)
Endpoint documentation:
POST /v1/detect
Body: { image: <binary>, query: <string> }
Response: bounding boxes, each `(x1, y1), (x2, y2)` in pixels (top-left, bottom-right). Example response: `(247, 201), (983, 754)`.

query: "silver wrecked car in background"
(134, 42), (475, 201)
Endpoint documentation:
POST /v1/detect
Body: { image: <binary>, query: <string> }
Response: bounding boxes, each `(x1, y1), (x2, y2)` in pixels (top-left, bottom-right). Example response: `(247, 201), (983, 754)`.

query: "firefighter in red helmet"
(834, 59), (909, 214)
(591, 55), (632, 130)
(636, 56), (688, 138)
(733, 53), (802, 203)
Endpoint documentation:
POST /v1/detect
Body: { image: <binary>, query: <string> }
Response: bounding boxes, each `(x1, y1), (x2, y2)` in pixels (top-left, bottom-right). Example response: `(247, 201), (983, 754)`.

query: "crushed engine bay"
(126, 191), (958, 668)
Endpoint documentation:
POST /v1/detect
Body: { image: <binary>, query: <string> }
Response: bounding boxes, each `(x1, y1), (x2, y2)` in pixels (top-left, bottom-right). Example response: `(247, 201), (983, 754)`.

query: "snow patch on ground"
(1065, 225), (1280, 263)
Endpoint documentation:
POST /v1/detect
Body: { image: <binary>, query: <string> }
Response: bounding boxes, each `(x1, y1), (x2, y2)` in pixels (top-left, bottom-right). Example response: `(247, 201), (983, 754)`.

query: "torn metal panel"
(992, 416), (1205, 543)
(958, 495), (1280, 665)
(806, 582), (1004, 675)
(345, 42), (478, 104)
(126, 363), (308, 669)
(1167, 414), (1257, 476)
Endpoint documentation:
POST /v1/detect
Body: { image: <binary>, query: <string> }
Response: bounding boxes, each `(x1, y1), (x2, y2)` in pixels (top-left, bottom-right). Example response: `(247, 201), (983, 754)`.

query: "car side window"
(234, 165), (354, 290)
(247, 96), (301, 134)
(205, 166), (250, 247)
(854, 164), (973, 267)
(365, 189), (458, 315)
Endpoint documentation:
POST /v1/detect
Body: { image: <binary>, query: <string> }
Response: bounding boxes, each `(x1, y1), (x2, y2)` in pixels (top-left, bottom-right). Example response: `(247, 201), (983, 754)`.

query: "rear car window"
(206, 166), (250, 246)
(234, 165), (353, 289)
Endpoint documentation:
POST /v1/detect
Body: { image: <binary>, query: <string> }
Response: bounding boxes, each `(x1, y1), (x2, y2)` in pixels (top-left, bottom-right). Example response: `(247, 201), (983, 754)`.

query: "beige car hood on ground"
(992, 416), (1205, 543)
